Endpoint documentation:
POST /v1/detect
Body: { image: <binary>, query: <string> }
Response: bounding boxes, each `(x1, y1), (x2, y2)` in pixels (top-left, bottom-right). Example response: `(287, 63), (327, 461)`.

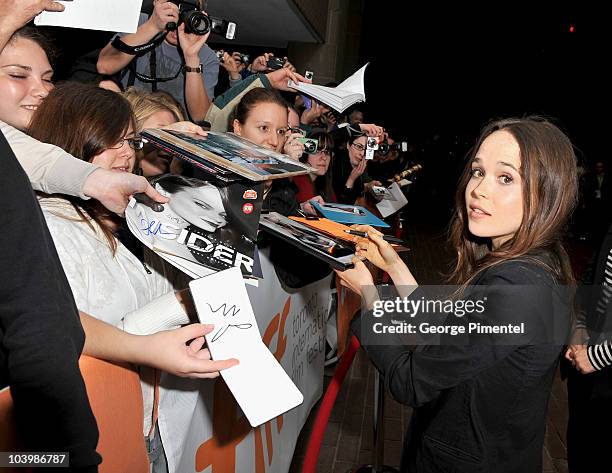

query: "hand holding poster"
(126, 175), (264, 281)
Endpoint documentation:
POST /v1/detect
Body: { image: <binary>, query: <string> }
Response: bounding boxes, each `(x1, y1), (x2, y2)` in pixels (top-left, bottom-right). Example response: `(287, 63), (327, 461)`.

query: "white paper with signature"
(35, 0), (143, 33)
(189, 267), (303, 427)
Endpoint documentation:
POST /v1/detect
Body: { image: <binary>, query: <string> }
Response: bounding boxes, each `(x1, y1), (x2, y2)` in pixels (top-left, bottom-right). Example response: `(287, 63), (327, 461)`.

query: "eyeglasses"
(317, 149), (332, 158)
(109, 137), (144, 151)
(351, 143), (366, 153)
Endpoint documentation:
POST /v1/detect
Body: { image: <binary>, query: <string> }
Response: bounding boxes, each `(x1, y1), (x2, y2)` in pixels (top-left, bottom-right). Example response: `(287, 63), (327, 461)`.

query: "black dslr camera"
(378, 140), (409, 155)
(167, 1), (236, 40)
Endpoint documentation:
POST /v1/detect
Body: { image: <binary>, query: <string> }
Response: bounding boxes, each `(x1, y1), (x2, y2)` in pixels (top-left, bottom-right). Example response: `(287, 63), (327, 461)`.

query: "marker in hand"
(344, 229), (406, 245)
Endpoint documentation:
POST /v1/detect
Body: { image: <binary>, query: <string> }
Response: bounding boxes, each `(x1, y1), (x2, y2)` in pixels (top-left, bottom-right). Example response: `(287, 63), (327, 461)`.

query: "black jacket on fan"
(0, 131), (101, 471)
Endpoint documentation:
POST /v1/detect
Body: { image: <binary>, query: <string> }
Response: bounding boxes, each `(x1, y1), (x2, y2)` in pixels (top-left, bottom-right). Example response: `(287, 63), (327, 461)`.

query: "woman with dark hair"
(293, 130), (337, 214)
(0, 25), (56, 130)
(336, 117), (577, 473)
(28, 82), (236, 473)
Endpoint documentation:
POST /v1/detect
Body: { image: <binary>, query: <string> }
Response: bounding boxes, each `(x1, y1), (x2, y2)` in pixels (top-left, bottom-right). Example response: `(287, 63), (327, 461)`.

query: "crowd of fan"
(0, 1), (414, 472)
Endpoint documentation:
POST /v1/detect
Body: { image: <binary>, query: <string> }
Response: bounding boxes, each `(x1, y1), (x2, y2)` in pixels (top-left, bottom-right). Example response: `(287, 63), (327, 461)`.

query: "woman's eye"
(9, 74), (26, 79)
(195, 200), (212, 210)
(259, 126), (269, 133)
(500, 174), (513, 184)
(470, 168), (483, 178)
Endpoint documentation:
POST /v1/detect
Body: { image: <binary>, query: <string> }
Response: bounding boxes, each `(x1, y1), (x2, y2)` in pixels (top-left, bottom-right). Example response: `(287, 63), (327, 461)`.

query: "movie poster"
(125, 174), (264, 281)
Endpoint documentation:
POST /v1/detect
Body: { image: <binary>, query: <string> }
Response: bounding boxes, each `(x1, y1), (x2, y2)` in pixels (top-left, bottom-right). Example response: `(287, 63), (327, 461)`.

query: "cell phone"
(302, 95), (312, 110)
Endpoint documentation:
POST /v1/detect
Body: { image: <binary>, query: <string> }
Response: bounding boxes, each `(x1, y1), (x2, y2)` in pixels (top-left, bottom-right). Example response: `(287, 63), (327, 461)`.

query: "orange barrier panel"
(0, 356), (148, 473)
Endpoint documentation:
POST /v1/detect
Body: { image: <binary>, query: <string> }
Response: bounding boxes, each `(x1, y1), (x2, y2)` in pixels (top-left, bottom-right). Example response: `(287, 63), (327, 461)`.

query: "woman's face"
(0, 37), (54, 130)
(233, 102), (288, 153)
(90, 127), (137, 173)
(140, 110), (178, 176)
(464, 130), (524, 249)
(167, 184), (227, 232)
(307, 149), (332, 176)
(348, 136), (367, 167)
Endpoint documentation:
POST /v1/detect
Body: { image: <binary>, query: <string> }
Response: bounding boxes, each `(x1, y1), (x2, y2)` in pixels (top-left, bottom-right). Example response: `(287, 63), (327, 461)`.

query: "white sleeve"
(120, 291), (190, 335)
(0, 121), (98, 198)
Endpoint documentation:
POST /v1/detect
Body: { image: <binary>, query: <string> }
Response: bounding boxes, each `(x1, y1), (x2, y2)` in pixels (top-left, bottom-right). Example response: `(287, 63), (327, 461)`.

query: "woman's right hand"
(347, 159), (367, 187)
(353, 225), (402, 273)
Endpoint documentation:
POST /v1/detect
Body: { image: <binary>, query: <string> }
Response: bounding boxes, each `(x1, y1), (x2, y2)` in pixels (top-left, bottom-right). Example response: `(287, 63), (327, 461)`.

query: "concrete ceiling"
(141, 0), (321, 47)
(207, 0), (321, 47)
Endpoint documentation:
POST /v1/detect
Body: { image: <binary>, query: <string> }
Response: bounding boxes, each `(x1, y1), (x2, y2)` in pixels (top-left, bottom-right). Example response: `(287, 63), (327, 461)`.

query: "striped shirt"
(587, 249), (612, 370)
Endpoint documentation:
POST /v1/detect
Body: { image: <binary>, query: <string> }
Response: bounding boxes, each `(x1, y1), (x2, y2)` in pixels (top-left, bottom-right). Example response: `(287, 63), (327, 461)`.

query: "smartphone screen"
(302, 95), (312, 110)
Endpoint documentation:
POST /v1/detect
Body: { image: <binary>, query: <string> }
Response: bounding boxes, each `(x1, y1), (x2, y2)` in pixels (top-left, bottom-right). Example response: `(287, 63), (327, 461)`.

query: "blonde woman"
(123, 86), (198, 176)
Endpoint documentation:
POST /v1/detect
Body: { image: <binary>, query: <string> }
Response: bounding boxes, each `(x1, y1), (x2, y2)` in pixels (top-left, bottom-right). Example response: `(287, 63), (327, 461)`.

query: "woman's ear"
(232, 119), (242, 136)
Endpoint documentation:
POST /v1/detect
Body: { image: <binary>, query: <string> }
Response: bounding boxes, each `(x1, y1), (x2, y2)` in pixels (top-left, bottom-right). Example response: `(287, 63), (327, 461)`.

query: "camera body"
(216, 51), (249, 64)
(167, 1), (236, 39)
(304, 70), (314, 81)
(365, 136), (381, 160)
(266, 56), (286, 71)
(235, 53), (250, 64)
(377, 140), (409, 156)
(299, 137), (318, 154)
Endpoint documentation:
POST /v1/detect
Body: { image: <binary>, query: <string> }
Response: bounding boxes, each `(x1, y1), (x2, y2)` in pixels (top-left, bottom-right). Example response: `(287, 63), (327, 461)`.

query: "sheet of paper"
(376, 182), (408, 218)
(35, 0), (143, 33)
(189, 268), (303, 426)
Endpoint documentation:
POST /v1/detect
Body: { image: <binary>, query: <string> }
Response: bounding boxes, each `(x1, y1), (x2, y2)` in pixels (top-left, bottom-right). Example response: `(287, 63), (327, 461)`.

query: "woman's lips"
(469, 206), (491, 219)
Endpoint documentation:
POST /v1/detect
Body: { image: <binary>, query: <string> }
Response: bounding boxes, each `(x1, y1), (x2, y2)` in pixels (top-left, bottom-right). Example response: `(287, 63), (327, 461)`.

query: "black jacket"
(0, 131), (101, 471)
(352, 257), (570, 473)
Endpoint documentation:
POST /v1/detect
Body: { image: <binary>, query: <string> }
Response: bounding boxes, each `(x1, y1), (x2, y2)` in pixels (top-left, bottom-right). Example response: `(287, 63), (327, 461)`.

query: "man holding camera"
(97, 0), (218, 122)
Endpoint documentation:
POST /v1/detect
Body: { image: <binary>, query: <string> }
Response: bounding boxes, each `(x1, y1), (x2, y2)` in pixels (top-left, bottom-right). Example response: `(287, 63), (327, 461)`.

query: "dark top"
(331, 149), (364, 204)
(0, 131), (101, 471)
(351, 257), (569, 473)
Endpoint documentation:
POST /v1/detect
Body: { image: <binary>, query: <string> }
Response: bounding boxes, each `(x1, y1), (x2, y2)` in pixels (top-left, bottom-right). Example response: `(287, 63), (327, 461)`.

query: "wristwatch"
(183, 63), (203, 74)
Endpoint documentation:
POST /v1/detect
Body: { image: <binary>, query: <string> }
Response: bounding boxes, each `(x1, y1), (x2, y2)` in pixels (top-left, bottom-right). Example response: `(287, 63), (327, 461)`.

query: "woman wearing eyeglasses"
(294, 130), (337, 214)
(331, 127), (384, 205)
(28, 82), (236, 473)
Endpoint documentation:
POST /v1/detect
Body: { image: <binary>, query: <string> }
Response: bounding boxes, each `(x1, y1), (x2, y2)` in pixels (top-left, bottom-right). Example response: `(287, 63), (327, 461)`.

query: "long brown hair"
(448, 116), (578, 286)
(28, 82), (136, 253)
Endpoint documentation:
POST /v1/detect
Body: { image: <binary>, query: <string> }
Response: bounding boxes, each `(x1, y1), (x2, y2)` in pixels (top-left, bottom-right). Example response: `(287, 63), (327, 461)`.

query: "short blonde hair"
(122, 87), (185, 131)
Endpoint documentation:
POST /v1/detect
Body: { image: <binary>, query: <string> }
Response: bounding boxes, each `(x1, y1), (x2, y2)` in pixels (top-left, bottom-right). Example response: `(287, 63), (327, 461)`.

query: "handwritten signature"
(207, 303), (253, 342)
(140, 217), (177, 237)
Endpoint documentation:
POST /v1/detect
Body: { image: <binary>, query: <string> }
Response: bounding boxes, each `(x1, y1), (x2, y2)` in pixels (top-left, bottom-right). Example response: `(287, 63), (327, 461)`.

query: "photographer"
(330, 123), (385, 204)
(97, 0), (218, 122)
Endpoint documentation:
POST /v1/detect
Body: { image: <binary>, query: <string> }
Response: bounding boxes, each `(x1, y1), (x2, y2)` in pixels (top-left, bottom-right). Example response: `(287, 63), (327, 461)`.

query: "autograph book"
(190, 267), (303, 427)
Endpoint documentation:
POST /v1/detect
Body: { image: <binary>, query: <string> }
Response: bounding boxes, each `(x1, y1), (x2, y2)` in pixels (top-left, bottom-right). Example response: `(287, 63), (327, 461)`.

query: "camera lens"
(182, 10), (210, 35)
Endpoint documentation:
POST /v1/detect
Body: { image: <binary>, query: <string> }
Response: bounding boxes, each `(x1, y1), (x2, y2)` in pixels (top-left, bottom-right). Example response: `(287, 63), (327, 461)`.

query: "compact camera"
(167, 1), (236, 39)
(304, 70), (314, 81)
(365, 136), (381, 160)
(235, 53), (250, 64)
(266, 56), (286, 71)
(299, 137), (318, 154)
(215, 51), (249, 64)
